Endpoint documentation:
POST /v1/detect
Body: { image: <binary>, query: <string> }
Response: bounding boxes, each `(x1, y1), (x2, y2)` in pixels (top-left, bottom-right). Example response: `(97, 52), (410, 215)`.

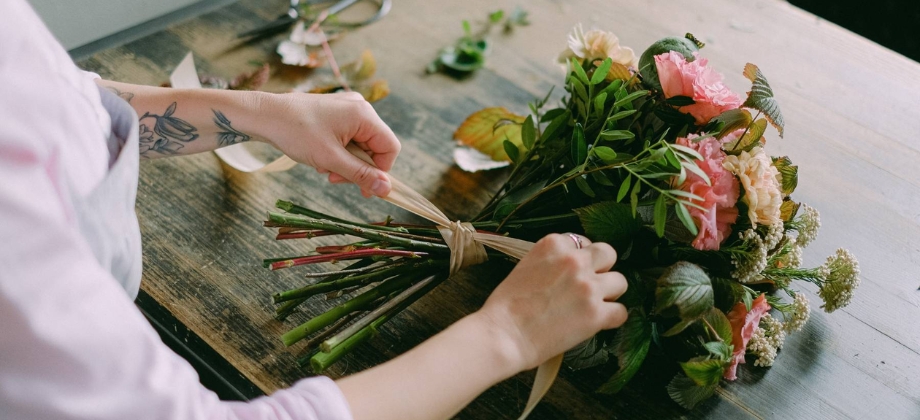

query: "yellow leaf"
(453, 107), (526, 161)
(605, 62), (633, 81)
(343, 49), (377, 82)
(361, 80), (390, 102)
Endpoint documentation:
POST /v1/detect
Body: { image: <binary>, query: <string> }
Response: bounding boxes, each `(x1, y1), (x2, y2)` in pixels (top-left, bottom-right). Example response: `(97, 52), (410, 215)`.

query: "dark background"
(789, 0), (920, 63)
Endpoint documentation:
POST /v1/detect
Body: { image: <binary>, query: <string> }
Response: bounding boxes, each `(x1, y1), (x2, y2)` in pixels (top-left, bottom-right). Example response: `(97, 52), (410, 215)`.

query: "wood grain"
(78, 0), (920, 418)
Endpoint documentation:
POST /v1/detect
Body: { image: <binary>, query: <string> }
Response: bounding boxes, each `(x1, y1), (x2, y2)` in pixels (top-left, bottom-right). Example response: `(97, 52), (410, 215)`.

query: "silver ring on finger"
(568, 233), (583, 250)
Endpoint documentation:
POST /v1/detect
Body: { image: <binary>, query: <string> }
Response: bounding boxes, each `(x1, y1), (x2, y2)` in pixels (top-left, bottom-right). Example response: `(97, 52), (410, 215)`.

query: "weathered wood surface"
(79, 0), (920, 418)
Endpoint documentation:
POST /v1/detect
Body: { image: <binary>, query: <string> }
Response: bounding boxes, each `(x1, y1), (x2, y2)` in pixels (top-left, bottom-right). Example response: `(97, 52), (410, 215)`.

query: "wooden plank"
(78, 0), (920, 418)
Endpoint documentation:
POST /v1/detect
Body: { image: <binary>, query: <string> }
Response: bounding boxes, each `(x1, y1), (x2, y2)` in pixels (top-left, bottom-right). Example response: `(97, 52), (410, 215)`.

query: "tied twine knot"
(438, 221), (488, 274)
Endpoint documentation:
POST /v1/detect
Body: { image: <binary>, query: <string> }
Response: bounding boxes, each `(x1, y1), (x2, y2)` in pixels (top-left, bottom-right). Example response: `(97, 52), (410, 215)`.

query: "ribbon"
(170, 52), (562, 419)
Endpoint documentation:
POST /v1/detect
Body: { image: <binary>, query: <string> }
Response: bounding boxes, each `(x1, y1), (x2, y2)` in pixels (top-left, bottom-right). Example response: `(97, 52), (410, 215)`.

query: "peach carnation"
(725, 293), (771, 380)
(557, 24), (638, 68)
(654, 51), (742, 125)
(675, 136), (740, 250)
(722, 147), (783, 226)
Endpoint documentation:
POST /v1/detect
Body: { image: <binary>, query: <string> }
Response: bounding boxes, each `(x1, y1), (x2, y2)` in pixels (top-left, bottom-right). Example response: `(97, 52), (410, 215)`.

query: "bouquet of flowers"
(262, 25), (860, 409)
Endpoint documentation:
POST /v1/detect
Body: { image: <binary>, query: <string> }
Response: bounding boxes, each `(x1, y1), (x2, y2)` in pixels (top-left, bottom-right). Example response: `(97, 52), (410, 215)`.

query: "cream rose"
(557, 23), (638, 68)
(723, 147), (783, 226)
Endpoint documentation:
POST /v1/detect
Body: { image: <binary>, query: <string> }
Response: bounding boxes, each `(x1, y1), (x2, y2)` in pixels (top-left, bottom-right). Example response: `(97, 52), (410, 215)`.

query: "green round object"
(638, 35), (700, 90)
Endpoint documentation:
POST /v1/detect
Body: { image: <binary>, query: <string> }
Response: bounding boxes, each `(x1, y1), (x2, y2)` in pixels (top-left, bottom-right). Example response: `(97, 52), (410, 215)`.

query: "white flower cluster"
(818, 248), (861, 313)
(732, 229), (768, 283)
(749, 314), (785, 367)
(795, 204), (821, 247)
(732, 223), (783, 283)
(784, 292), (811, 333)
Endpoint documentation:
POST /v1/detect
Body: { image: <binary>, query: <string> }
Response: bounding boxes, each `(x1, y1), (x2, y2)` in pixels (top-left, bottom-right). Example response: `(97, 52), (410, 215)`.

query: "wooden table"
(78, 0), (920, 418)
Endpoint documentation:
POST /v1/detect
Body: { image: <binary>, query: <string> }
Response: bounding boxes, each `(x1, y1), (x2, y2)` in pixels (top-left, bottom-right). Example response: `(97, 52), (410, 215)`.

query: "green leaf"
(488, 9), (504, 23)
(600, 130), (635, 141)
(654, 194), (667, 238)
(665, 149), (681, 169)
(629, 178), (641, 217)
(710, 276), (745, 313)
(661, 318), (696, 337)
(780, 198), (800, 222)
(707, 108), (753, 139)
(571, 123), (587, 163)
(493, 181), (546, 221)
(593, 146), (618, 163)
(503, 139), (520, 163)
(742, 288), (753, 311)
(670, 143), (704, 161)
(701, 307), (733, 343)
(590, 170), (614, 186)
(571, 58), (590, 85)
(613, 90), (648, 109)
(725, 119), (767, 153)
(617, 174), (632, 202)
(606, 109), (637, 124)
(564, 336), (609, 370)
(601, 79), (624, 97)
(521, 115), (536, 150)
(591, 58), (613, 85)
(675, 202), (698, 236)
(598, 309), (652, 394)
(667, 190), (704, 201)
(742, 63), (785, 137)
(575, 176), (595, 197)
(772, 156), (798, 195)
(573, 201), (641, 248)
(681, 160), (711, 186)
(461, 20), (471, 36)
(540, 108), (566, 123)
(654, 262), (714, 320)
(541, 110), (571, 142)
(572, 78), (588, 101)
(667, 373), (717, 410)
(703, 341), (734, 362)
(666, 95), (696, 106)
(680, 358), (725, 387)
(594, 92), (608, 119)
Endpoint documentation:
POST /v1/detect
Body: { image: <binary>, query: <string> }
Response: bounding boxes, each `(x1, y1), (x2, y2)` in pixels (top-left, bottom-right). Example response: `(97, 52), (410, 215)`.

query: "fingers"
(586, 242), (617, 273)
(326, 146), (392, 197)
(597, 271), (628, 301)
(347, 95), (401, 172)
(600, 302), (629, 329)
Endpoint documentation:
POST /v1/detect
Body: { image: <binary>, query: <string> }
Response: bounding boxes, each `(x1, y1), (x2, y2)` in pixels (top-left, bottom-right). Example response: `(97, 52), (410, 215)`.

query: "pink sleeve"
(0, 115), (352, 420)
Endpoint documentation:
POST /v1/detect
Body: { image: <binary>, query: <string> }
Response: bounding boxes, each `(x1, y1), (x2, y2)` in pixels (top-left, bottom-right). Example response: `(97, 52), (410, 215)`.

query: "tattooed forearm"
(105, 86), (134, 103)
(138, 102), (199, 158)
(212, 110), (251, 147)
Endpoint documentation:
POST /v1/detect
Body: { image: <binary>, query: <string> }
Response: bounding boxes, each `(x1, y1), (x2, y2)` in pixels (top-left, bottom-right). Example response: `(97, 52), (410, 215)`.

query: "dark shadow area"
(789, 0), (920, 63)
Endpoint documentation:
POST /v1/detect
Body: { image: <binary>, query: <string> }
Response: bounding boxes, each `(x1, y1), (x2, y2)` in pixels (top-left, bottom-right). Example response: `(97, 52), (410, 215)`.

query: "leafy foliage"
(655, 262), (714, 335)
(598, 309), (652, 394)
(742, 63), (785, 137)
(453, 108), (526, 161)
(574, 201), (641, 250)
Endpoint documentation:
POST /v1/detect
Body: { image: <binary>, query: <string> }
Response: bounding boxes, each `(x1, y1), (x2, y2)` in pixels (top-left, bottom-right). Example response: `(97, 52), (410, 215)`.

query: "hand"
(260, 91), (401, 197)
(475, 233), (628, 371)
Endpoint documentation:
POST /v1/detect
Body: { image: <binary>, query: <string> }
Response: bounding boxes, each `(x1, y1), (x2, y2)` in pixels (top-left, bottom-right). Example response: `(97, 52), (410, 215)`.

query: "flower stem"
(274, 259), (377, 321)
(281, 272), (423, 346)
(272, 259), (446, 303)
(276, 200), (409, 233)
(267, 212), (450, 253)
(269, 249), (427, 271)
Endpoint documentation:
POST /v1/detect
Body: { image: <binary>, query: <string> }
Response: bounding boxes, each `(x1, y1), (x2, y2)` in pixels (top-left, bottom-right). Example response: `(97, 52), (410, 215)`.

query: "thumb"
(327, 146), (392, 197)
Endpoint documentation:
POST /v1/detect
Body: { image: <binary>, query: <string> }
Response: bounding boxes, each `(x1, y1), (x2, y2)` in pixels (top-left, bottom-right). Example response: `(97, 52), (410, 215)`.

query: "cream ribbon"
(170, 52), (562, 418)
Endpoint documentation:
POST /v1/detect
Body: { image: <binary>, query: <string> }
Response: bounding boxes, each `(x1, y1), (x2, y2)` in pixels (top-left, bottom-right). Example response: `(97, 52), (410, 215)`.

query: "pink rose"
(675, 136), (740, 250)
(655, 51), (742, 125)
(724, 293), (771, 380)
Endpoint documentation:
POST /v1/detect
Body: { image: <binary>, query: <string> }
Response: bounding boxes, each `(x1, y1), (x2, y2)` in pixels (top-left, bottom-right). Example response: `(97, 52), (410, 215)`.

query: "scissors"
(237, 0), (391, 40)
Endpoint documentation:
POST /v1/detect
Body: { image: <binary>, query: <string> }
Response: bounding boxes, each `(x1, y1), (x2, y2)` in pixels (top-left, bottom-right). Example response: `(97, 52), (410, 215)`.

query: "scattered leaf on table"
(453, 107), (526, 161)
(230, 64), (271, 91)
(277, 40), (323, 67)
(342, 49), (377, 82)
(453, 146), (512, 172)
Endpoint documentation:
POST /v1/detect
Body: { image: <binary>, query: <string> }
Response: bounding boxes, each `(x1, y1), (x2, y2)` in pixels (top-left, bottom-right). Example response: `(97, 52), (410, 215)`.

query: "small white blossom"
(761, 314), (786, 350)
(795, 204), (821, 247)
(818, 248), (861, 313)
(748, 327), (777, 367)
(732, 229), (769, 283)
(764, 222), (785, 251)
(784, 292), (811, 333)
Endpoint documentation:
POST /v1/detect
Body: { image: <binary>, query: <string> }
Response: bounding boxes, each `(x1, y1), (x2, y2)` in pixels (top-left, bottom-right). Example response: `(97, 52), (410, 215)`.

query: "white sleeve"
(0, 123), (352, 420)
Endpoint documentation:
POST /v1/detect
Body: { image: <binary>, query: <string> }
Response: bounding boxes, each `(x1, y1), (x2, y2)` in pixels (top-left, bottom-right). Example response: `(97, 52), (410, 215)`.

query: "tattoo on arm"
(212, 110), (251, 147)
(105, 86), (134, 103)
(138, 102), (198, 158)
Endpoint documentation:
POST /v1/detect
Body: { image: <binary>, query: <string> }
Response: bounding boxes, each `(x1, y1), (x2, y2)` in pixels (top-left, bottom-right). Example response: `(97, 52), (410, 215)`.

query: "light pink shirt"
(0, 2), (352, 419)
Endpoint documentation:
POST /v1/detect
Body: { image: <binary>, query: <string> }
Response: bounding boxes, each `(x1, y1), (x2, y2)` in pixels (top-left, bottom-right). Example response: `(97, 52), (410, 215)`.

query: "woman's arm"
(336, 234), (628, 420)
(97, 80), (399, 197)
